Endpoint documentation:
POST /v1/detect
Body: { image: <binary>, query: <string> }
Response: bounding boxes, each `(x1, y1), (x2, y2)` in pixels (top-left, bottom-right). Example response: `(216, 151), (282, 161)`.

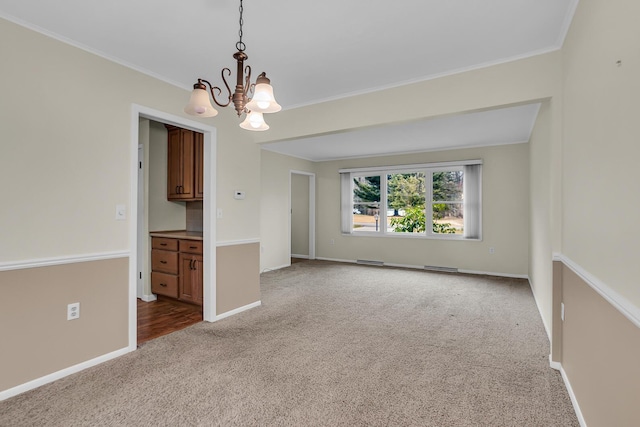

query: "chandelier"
(184, 0), (280, 131)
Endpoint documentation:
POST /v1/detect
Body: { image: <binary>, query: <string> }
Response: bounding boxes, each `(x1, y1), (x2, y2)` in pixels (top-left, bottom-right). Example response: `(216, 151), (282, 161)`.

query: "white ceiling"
(262, 104), (541, 161)
(0, 0), (576, 160)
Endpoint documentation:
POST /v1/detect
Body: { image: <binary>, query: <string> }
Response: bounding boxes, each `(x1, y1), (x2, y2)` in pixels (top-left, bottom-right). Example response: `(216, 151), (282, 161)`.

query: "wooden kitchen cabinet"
(165, 125), (203, 201)
(150, 235), (203, 306)
(195, 132), (204, 199)
(179, 253), (203, 305)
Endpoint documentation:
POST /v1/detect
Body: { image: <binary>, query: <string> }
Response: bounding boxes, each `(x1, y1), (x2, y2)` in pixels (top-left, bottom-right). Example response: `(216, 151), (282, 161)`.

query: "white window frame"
(341, 160), (482, 241)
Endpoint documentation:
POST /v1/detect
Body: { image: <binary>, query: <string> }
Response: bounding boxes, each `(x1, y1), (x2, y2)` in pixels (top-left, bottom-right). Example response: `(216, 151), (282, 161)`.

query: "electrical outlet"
(330, 239), (335, 245)
(489, 247), (495, 254)
(67, 302), (80, 320)
(216, 208), (223, 219)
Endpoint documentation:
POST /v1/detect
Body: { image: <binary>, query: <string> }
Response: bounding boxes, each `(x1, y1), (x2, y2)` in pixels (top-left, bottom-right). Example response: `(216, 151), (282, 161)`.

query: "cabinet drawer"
(151, 250), (179, 274)
(152, 237), (178, 251)
(151, 272), (179, 298)
(180, 239), (203, 254)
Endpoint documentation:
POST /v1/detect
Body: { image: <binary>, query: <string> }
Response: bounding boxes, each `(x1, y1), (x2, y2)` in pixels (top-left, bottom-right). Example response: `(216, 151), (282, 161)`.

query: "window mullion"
(427, 171), (433, 237)
(380, 174), (387, 233)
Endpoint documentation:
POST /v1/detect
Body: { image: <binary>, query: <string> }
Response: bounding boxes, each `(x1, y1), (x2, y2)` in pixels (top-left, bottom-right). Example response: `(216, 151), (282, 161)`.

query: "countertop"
(149, 230), (203, 241)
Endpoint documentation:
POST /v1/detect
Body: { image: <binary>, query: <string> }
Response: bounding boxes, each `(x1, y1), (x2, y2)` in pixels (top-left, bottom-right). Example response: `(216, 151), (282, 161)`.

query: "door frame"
(289, 170), (316, 261)
(136, 143), (145, 300)
(129, 104), (217, 351)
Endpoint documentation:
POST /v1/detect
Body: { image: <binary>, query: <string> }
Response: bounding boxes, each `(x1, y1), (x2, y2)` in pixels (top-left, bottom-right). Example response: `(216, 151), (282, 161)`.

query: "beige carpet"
(1, 261), (578, 426)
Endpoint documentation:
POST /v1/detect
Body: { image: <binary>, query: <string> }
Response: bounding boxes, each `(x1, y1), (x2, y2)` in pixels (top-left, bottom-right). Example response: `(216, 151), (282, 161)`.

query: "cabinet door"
(195, 132), (204, 200)
(179, 253), (203, 305)
(167, 128), (195, 200)
(166, 127), (183, 199)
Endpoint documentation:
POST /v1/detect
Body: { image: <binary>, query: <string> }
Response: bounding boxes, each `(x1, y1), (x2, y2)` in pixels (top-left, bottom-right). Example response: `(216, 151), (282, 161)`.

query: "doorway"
(129, 105), (217, 351)
(289, 170), (316, 263)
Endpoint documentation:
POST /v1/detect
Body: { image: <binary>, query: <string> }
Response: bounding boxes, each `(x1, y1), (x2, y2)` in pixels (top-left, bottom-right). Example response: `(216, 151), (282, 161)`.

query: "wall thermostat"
(234, 190), (246, 200)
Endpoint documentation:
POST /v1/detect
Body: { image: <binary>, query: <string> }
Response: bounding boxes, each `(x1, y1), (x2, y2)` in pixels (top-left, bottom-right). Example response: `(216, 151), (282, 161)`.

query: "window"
(340, 161), (481, 239)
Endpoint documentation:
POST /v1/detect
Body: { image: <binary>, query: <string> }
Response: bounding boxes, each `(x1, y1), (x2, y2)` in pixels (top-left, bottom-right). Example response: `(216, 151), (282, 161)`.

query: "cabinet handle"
(160, 260), (167, 264)
(160, 283), (167, 287)
(179, 185), (184, 194)
(193, 260), (197, 270)
(160, 243), (167, 246)
(189, 246), (197, 249)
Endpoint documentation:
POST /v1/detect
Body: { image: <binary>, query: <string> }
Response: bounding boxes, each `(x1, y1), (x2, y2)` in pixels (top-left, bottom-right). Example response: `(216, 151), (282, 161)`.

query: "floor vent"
(356, 259), (384, 266)
(424, 265), (458, 273)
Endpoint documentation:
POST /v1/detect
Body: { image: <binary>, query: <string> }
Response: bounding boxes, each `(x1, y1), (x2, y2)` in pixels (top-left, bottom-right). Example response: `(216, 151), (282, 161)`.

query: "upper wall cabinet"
(165, 125), (203, 201)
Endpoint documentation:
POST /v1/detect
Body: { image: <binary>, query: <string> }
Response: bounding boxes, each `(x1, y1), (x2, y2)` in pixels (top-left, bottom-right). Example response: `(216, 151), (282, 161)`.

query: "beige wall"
(260, 150), (315, 271)
(252, 51), (561, 145)
(0, 258), (128, 391)
(217, 243), (261, 315)
(554, 0), (640, 423)
(314, 144), (530, 275)
(561, 0), (640, 308)
(557, 261), (640, 426)
(0, 17), (261, 395)
(528, 101), (554, 334)
(291, 174), (310, 257)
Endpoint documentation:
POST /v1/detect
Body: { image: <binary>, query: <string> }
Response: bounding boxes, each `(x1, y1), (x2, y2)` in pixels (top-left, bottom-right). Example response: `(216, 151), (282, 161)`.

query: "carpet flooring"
(0, 261), (578, 426)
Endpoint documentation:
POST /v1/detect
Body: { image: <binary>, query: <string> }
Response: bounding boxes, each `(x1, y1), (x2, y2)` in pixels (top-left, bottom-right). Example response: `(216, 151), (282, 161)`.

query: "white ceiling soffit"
(0, 1), (577, 109)
(261, 103), (542, 162)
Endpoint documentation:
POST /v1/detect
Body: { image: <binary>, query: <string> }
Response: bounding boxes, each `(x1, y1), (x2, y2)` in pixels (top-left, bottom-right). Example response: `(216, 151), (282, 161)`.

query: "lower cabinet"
(179, 253), (203, 305)
(151, 236), (203, 305)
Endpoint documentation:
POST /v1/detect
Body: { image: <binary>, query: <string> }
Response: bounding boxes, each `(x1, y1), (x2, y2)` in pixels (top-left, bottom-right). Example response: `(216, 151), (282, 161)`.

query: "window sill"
(342, 231), (481, 241)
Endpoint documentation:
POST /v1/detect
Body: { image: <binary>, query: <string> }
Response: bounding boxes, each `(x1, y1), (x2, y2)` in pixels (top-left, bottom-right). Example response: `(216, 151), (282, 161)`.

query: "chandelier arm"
(247, 82), (256, 103)
(243, 65), (253, 100)
(198, 77), (231, 108)
(214, 69), (234, 108)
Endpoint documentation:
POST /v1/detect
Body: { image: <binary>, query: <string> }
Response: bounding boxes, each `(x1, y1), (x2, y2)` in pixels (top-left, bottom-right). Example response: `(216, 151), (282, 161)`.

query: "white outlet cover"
(67, 302), (80, 320)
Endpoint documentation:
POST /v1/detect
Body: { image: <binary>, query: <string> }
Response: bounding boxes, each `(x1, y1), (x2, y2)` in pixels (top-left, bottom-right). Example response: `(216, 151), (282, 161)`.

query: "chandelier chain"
(236, 0), (246, 52)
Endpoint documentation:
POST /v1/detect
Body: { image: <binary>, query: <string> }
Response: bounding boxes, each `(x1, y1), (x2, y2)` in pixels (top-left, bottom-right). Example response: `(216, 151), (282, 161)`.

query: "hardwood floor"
(137, 296), (202, 345)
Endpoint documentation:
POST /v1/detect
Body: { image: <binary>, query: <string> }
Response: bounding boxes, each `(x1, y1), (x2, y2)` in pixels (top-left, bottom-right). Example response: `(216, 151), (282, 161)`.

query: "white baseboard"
(261, 263), (291, 273)
(557, 362), (587, 427)
(315, 256), (357, 264)
(140, 294), (157, 302)
(315, 257), (528, 279)
(214, 300), (261, 321)
(291, 254), (309, 259)
(549, 355), (562, 371)
(458, 269), (528, 279)
(0, 346), (133, 401)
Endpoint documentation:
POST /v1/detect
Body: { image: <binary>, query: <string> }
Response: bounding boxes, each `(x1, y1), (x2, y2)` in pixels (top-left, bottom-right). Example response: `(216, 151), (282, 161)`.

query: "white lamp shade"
(184, 88), (218, 117)
(239, 111), (269, 131)
(245, 82), (281, 113)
